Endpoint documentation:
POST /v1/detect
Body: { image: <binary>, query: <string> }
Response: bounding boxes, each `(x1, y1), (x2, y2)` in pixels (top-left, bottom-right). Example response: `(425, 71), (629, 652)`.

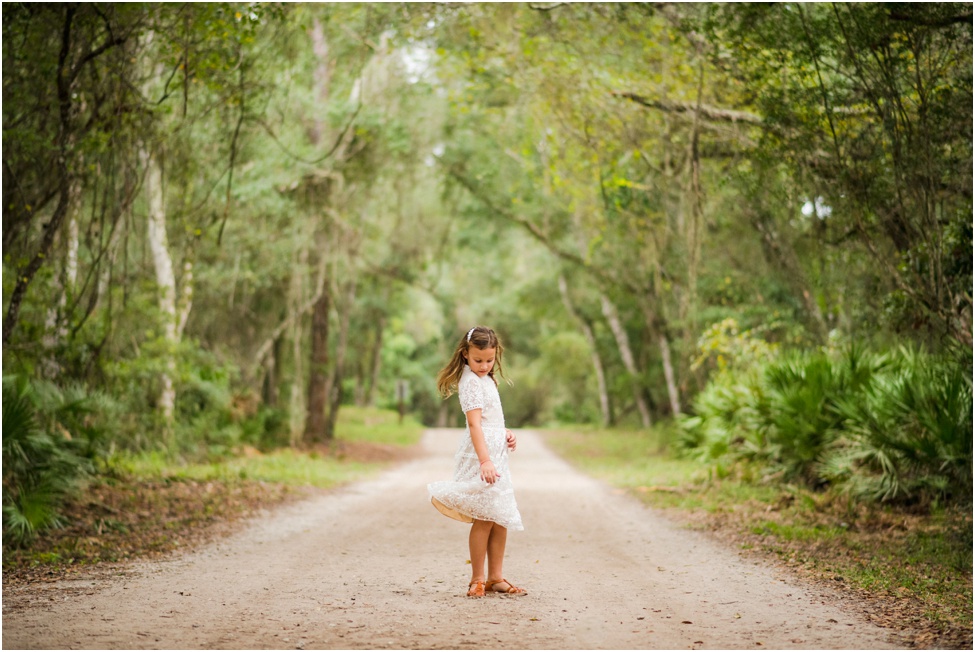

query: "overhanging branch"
(442, 162), (632, 292)
(611, 92), (764, 125)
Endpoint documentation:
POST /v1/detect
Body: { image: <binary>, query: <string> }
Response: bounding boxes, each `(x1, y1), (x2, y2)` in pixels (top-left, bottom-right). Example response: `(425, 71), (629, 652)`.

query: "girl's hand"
(505, 429), (517, 452)
(480, 460), (500, 484)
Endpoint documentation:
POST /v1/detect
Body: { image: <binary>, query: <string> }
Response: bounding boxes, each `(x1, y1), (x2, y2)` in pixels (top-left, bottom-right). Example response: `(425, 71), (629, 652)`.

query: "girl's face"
(465, 346), (496, 378)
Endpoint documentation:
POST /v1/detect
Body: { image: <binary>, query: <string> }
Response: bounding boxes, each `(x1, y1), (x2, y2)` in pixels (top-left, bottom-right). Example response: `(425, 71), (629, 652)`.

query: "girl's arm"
(467, 409), (500, 484)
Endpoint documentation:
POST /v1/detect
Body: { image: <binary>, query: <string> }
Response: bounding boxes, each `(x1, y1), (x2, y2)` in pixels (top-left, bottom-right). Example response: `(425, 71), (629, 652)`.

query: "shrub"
(760, 345), (889, 484)
(679, 330), (973, 506)
(825, 350), (973, 503)
(2, 376), (113, 545)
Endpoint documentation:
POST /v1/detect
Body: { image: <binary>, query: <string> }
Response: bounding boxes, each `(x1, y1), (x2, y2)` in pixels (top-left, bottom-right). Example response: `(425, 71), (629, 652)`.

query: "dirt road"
(3, 429), (904, 649)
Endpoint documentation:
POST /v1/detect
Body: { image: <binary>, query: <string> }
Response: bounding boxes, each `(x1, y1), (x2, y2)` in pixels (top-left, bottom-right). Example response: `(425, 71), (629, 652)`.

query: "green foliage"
(2, 4), (970, 520)
(706, 2), (973, 345)
(2, 376), (114, 545)
(333, 405), (424, 448)
(679, 335), (973, 506)
(113, 406), (421, 487)
(826, 351), (973, 503)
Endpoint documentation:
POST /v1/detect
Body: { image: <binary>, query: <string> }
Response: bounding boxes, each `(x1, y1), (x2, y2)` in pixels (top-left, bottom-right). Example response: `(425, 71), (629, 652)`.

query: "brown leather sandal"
(467, 579), (485, 597)
(485, 578), (527, 596)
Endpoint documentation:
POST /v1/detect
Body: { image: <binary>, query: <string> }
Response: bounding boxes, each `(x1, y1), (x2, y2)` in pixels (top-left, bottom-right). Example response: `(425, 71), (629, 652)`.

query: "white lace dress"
(428, 366), (524, 531)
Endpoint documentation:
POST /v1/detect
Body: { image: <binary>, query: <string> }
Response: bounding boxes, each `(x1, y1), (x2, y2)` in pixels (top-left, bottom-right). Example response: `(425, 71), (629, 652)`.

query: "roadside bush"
(679, 333), (973, 506)
(824, 350), (973, 503)
(2, 376), (114, 545)
(760, 345), (889, 484)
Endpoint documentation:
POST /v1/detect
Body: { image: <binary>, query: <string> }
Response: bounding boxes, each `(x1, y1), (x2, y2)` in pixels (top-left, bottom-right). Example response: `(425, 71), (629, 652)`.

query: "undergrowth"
(2, 405), (423, 571)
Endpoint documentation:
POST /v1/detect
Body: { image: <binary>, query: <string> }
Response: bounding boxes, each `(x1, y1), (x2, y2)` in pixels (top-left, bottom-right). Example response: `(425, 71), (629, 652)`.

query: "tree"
(702, 2), (973, 347)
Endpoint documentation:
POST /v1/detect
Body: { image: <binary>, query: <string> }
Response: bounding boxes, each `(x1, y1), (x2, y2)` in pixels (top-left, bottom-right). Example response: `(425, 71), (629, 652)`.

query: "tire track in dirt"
(2, 429), (905, 649)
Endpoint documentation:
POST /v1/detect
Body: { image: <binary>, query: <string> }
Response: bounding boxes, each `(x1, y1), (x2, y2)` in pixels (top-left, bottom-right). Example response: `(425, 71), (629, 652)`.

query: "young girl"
(428, 326), (527, 598)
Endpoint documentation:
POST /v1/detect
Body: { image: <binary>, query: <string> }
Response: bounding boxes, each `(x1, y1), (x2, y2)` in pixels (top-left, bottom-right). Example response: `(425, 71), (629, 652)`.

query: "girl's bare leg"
(469, 519), (493, 583)
(486, 522), (508, 582)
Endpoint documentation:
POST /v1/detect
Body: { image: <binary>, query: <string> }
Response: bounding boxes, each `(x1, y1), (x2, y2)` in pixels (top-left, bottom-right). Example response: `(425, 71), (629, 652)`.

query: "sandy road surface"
(3, 429), (904, 650)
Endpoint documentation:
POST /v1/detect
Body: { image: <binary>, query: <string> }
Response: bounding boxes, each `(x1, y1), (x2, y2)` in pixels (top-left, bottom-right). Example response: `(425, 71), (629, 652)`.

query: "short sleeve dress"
(427, 366), (524, 531)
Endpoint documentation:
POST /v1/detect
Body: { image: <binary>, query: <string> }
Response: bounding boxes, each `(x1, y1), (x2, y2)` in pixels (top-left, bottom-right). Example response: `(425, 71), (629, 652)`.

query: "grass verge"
(3, 407), (423, 580)
(542, 425), (973, 649)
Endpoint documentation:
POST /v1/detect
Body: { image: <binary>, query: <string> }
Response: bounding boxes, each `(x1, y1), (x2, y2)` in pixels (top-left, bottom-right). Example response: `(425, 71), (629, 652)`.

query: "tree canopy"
(3, 3), (971, 506)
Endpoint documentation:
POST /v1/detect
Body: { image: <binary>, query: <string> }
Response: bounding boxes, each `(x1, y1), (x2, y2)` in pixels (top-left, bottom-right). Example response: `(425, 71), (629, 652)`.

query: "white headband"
(466, 327), (476, 342)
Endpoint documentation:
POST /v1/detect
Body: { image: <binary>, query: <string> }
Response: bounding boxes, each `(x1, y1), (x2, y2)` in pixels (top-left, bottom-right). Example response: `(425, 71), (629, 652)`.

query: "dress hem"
(429, 497), (524, 531)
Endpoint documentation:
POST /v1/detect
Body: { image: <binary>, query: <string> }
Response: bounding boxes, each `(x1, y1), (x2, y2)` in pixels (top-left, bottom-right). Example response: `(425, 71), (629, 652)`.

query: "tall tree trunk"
(261, 330), (283, 408)
(176, 256), (193, 339)
(41, 204), (78, 378)
(559, 275), (611, 426)
(683, 61), (706, 344)
(142, 148), (177, 421)
(657, 334), (681, 417)
(303, 286), (331, 444)
(364, 312), (386, 407)
(324, 280), (357, 440)
(600, 293), (652, 428)
(641, 302), (682, 417)
(65, 212), (79, 289)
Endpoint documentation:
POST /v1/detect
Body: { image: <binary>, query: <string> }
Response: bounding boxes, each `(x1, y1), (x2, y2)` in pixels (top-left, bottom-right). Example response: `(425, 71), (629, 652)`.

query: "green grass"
(335, 405), (425, 447)
(544, 424), (696, 485)
(542, 424), (973, 647)
(116, 406), (424, 488)
(4, 406), (426, 573)
(117, 448), (377, 488)
(544, 425), (783, 510)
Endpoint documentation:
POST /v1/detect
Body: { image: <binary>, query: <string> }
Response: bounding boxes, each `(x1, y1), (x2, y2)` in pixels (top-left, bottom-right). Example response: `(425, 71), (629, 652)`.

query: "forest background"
(2, 1), (972, 615)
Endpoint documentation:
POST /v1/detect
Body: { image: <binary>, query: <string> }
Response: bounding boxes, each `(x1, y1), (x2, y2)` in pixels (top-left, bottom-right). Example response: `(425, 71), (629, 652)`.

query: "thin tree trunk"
(261, 350), (277, 408)
(364, 312), (386, 407)
(657, 334), (681, 417)
(640, 302), (682, 417)
(559, 275), (611, 426)
(303, 286), (331, 444)
(684, 60), (706, 342)
(600, 293), (651, 428)
(324, 279), (357, 439)
(142, 148), (177, 421)
(66, 212), (79, 289)
(42, 205), (78, 378)
(261, 329), (283, 408)
(176, 257), (193, 338)
(288, 251), (308, 444)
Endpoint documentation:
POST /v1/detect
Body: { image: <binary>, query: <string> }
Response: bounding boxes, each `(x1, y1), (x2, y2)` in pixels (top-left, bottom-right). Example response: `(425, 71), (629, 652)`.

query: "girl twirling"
(428, 326), (526, 597)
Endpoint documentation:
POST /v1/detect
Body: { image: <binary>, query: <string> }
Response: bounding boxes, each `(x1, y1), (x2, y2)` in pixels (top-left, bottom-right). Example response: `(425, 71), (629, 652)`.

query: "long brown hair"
(436, 326), (507, 398)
